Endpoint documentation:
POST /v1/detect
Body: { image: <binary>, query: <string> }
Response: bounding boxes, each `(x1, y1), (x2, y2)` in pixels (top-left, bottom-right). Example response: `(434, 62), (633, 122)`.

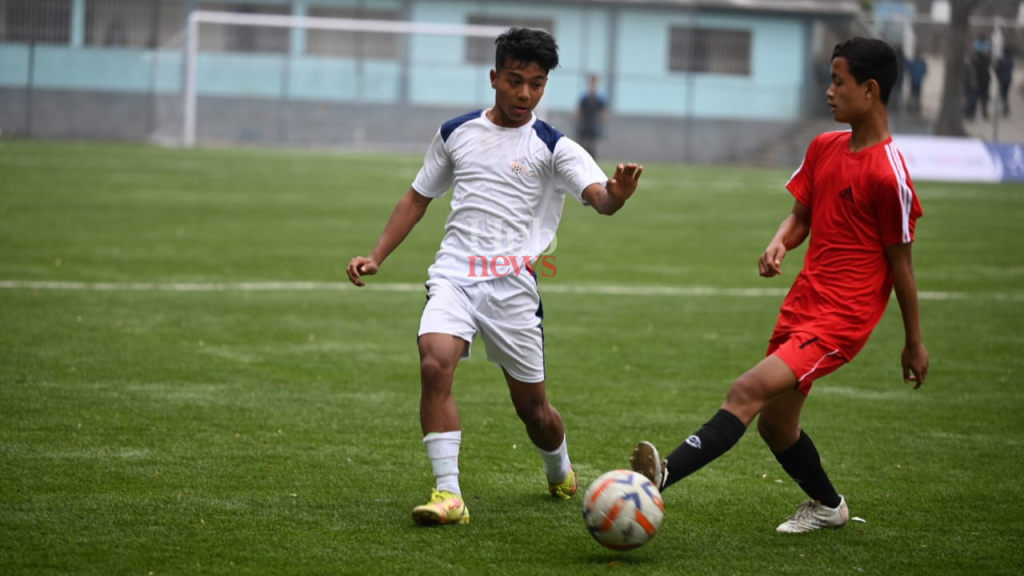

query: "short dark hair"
(832, 37), (899, 104)
(494, 27), (559, 73)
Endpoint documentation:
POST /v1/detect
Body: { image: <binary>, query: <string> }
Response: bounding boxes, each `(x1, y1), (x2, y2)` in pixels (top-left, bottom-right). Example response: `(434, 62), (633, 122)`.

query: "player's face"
(827, 57), (872, 123)
(489, 60), (548, 128)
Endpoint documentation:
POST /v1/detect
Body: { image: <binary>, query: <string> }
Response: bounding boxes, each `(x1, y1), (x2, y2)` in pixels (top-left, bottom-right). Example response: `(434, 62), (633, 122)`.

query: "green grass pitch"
(1, 140), (1022, 575)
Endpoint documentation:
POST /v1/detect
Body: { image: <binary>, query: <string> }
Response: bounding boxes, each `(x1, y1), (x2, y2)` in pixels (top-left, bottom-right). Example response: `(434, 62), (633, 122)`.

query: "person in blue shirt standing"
(576, 74), (607, 160)
(906, 50), (928, 114)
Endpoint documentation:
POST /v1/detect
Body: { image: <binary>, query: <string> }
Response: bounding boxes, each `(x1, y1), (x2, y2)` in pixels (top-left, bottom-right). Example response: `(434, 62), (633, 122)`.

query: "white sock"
(424, 431), (461, 496)
(537, 436), (571, 484)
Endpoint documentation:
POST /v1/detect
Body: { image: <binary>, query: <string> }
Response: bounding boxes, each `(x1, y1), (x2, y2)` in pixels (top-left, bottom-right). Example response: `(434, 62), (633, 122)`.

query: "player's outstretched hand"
(758, 241), (787, 277)
(902, 342), (929, 389)
(607, 163), (643, 202)
(347, 256), (379, 287)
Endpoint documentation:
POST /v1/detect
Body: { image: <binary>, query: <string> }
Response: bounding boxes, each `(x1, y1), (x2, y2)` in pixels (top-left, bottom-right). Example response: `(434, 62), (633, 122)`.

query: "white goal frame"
(183, 11), (511, 147)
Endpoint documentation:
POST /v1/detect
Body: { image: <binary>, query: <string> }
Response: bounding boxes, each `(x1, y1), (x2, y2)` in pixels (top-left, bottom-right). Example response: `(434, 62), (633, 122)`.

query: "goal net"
(150, 11), (514, 150)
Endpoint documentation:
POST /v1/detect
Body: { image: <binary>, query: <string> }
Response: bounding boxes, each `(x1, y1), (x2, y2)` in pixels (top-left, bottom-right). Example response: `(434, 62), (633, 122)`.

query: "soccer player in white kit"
(347, 27), (643, 526)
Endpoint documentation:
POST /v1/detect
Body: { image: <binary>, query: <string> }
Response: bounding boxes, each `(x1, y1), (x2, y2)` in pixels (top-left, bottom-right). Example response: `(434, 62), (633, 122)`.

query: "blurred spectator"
(995, 47), (1014, 117)
(972, 35), (993, 120)
(576, 74), (607, 159)
(964, 53), (978, 119)
(906, 50), (927, 114)
(891, 44), (906, 116)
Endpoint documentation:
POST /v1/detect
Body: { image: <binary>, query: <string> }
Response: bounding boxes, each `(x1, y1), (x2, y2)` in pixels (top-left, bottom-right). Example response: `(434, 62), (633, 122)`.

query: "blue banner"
(984, 142), (1024, 183)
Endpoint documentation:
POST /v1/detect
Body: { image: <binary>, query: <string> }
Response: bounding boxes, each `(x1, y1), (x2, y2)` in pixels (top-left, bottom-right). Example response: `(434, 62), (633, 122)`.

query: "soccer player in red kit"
(630, 37), (929, 533)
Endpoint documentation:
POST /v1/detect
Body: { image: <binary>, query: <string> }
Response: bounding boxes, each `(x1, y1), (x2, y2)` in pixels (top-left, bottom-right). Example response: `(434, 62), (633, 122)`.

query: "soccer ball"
(582, 469), (664, 550)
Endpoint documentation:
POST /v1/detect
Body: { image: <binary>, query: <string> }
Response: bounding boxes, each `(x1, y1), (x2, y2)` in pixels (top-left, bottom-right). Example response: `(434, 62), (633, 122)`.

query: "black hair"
(494, 27), (559, 73)
(832, 37), (899, 104)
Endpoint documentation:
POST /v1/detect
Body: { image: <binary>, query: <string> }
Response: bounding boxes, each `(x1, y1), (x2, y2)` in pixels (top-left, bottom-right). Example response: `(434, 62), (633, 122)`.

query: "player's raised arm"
(347, 188), (433, 287)
(759, 200), (811, 277)
(885, 241), (929, 388)
(581, 162), (643, 215)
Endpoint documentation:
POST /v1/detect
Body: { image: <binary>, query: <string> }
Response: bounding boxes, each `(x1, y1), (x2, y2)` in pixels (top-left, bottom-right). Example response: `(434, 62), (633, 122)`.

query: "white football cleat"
(776, 496), (849, 533)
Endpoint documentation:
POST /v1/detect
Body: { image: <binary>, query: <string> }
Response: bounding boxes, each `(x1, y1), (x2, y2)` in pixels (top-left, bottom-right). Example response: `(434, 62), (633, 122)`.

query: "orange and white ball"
(582, 469), (665, 550)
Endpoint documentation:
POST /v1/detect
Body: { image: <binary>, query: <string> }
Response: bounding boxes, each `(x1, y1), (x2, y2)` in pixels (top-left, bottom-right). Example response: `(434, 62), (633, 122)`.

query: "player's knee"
(725, 374), (768, 412)
(419, 354), (455, 385)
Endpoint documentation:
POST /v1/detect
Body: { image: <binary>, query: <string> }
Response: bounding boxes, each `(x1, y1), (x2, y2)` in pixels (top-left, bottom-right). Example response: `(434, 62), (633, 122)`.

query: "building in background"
(1, 1), (1019, 164)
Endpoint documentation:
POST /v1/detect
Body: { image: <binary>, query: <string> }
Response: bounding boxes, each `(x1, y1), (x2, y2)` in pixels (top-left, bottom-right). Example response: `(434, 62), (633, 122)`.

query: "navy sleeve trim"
(532, 120), (564, 153)
(440, 109), (483, 142)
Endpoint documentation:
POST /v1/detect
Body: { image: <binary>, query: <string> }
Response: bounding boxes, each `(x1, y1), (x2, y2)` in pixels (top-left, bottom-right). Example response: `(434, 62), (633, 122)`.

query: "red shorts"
(767, 332), (846, 395)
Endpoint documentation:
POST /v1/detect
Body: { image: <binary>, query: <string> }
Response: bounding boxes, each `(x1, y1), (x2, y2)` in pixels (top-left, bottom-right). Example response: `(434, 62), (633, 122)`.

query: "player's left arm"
(582, 163), (643, 215)
(885, 242), (929, 388)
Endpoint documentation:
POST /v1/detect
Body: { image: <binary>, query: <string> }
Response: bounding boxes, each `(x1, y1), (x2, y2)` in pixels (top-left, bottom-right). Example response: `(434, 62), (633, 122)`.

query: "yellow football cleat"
(411, 489), (470, 526)
(548, 466), (578, 500)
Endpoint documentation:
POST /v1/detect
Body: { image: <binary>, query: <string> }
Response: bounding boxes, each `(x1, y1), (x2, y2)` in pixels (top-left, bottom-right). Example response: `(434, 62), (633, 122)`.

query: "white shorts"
(418, 275), (545, 383)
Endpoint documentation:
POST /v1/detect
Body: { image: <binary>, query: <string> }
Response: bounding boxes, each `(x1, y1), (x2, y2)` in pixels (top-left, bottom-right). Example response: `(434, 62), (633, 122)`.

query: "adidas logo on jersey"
(839, 186), (854, 202)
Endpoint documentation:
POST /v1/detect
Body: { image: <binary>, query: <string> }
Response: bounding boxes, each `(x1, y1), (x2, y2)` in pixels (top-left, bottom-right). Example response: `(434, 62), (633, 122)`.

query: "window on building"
(306, 7), (400, 59)
(465, 15), (553, 65)
(669, 27), (751, 76)
(198, 2), (290, 54)
(85, 0), (186, 48)
(2, 0), (71, 44)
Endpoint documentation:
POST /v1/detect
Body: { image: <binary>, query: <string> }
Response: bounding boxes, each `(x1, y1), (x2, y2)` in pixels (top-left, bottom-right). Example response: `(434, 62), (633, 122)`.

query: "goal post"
(178, 11), (516, 148)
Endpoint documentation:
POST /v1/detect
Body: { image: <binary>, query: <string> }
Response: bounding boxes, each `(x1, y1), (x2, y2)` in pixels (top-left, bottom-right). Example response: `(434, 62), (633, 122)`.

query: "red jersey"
(777, 131), (923, 360)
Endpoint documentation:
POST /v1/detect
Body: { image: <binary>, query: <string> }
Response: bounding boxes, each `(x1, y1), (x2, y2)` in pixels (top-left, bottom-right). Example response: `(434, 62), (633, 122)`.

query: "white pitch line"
(0, 280), (1021, 302)
(0, 280), (370, 292)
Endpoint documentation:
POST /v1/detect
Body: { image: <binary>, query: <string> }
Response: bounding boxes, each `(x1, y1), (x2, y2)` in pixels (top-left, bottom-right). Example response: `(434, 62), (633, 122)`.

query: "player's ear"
(490, 69), (498, 88)
(864, 78), (879, 100)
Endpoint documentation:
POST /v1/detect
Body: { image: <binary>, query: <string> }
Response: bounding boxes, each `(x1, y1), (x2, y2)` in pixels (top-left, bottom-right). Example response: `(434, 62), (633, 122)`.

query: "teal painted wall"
(0, 45), (183, 93)
(0, 46), (31, 85)
(33, 46), (155, 92)
(615, 11), (806, 119)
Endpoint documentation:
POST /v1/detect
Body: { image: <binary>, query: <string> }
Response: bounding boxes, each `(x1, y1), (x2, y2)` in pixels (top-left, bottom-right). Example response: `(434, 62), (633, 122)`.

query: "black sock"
(662, 409), (747, 490)
(772, 430), (841, 508)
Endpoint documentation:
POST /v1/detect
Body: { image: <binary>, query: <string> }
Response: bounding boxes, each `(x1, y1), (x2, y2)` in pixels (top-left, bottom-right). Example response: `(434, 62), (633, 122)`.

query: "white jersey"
(412, 109), (607, 286)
